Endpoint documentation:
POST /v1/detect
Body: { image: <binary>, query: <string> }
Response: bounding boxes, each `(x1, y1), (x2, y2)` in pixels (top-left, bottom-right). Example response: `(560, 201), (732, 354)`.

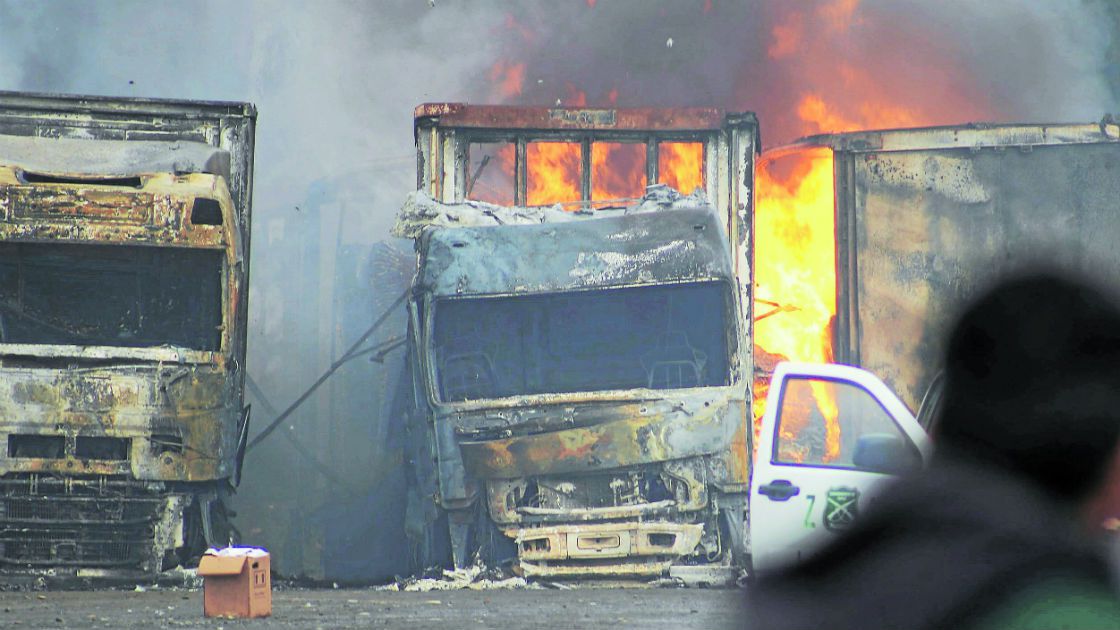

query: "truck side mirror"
(853, 433), (921, 474)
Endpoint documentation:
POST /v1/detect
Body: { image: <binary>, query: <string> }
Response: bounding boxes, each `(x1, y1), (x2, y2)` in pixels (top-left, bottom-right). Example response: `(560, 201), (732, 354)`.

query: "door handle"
(758, 479), (800, 501)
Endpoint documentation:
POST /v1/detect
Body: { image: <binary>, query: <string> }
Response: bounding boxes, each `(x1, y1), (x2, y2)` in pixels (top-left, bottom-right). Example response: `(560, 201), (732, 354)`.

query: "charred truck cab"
(0, 92), (255, 576)
(399, 105), (758, 578)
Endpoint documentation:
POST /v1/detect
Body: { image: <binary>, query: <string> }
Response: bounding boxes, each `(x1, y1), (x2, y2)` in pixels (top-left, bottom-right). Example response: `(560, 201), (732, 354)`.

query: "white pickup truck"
(749, 362), (935, 572)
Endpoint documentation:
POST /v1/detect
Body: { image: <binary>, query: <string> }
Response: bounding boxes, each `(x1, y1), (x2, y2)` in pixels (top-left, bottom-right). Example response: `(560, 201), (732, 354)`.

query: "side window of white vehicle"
(774, 377), (922, 474)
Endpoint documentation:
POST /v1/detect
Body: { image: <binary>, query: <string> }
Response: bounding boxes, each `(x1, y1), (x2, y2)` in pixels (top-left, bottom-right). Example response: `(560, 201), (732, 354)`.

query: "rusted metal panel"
(10, 188), (156, 223)
(0, 366), (238, 481)
(797, 119), (1120, 154)
(419, 207), (733, 298)
(0, 90), (256, 229)
(459, 394), (742, 479)
(837, 136), (1120, 411)
(0, 170), (233, 250)
(415, 103), (730, 131)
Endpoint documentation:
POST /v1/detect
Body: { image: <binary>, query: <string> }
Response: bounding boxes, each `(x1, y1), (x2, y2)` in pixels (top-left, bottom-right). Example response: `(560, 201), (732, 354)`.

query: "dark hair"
(938, 269), (1120, 502)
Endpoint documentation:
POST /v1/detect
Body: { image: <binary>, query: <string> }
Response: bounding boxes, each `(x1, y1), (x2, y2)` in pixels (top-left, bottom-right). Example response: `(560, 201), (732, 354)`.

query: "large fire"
(591, 142), (646, 201)
(753, 146), (840, 461)
(526, 142), (581, 206)
(659, 142), (704, 195)
(744, 0), (991, 461)
(754, 146), (836, 372)
(478, 0), (990, 461)
(470, 138), (704, 208)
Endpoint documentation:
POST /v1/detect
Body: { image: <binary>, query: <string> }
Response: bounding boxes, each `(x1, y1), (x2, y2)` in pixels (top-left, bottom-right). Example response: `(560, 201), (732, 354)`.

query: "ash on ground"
(379, 559), (539, 592)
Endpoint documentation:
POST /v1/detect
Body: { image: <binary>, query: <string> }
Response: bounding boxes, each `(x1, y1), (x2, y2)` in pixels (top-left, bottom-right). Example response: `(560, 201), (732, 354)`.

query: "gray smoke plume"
(0, 0), (1115, 581)
(484, 1), (1118, 144)
(0, 0), (505, 580)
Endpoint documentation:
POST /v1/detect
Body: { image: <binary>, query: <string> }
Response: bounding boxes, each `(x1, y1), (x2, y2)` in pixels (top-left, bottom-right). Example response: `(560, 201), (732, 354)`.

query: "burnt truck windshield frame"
(430, 281), (732, 403)
(0, 242), (223, 351)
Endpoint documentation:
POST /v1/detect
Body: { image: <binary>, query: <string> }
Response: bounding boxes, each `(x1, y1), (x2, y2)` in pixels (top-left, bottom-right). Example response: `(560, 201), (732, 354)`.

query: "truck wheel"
(173, 499), (206, 569)
(474, 502), (516, 570)
(717, 496), (749, 569)
(208, 498), (239, 548)
(448, 502), (516, 571)
(172, 494), (240, 570)
(405, 486), (452, 575)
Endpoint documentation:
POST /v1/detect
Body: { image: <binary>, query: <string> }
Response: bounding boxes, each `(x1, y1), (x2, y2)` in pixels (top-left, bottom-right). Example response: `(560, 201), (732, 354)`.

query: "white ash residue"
(377, 561), (540, 592)
(393, 184), (709, 239)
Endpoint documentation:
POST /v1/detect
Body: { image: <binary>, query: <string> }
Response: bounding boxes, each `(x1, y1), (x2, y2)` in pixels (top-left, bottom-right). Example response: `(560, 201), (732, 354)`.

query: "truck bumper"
(508, 521), (704, 577)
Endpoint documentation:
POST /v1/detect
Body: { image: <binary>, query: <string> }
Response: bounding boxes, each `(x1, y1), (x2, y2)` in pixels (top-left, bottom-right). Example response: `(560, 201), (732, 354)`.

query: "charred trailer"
(397, 104), (759, 579)
(0, 92), (255, 576)
(755, 120), (1120, 414)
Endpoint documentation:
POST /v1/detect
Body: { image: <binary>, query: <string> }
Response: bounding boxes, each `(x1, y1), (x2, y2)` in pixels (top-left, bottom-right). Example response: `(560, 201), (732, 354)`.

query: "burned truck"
(0, 92), (255, 575)
(755, 120), (1120, 412)
(396, 105), (759, 578)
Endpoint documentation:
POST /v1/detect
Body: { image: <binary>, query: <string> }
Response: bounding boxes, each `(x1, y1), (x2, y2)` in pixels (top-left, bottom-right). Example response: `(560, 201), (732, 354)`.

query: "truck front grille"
(517, 469), (680, 511)
(0, 474), (165, 568)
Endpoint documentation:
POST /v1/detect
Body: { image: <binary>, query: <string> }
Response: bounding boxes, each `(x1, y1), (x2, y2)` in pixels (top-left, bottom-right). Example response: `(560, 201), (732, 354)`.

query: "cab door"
(749, 362), (931, 573)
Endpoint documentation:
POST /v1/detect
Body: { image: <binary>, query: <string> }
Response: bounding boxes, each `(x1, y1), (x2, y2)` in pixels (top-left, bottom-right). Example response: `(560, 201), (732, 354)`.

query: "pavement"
(0, 585), (749, 629)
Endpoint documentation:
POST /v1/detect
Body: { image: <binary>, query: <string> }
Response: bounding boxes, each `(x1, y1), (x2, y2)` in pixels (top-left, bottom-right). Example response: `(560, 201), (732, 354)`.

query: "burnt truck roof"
(413, 191), (734, 298)
(0, 134), (230, 179)
(413, 103), (753, 132)
(771, 119), (1120, 155)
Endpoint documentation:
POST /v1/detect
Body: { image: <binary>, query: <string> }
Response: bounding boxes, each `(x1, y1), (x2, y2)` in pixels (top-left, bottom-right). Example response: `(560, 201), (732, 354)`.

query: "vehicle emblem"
(823, 487), (859, 532)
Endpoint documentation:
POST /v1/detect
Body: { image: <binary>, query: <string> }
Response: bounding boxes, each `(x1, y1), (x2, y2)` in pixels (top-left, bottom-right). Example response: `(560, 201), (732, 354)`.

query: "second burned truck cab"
(399, 190), (750, 578)
(398, 104), (760, 578)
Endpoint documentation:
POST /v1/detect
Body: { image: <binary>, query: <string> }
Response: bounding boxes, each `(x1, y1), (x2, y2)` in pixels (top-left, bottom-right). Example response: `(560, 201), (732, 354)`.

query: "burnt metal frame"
(413, 105), (747, 209)
(413, 106), (759, 293)
(449, 129), (713, 207)
(434, 127), (707, 206)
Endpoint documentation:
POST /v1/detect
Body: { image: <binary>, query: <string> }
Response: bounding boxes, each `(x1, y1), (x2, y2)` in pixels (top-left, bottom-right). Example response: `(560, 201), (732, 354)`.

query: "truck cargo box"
(758, 120), (1120, 411)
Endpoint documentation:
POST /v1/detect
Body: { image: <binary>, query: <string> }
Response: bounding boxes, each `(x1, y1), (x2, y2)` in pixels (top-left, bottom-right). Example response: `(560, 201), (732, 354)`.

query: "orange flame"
(750, 0), (981, 460)
(564, 85), (588, 107)
(659, 142), (704, 195)
(470, 138), (706, 209)
(469, 143), (515, 206)
(591, 143), (646, 201)
(527, 142), (581, 206)
(772, 377), (842, 464)
(754, 147), (836, 368)
(489, 60), (525, 99)
(753, 146), (841, 461)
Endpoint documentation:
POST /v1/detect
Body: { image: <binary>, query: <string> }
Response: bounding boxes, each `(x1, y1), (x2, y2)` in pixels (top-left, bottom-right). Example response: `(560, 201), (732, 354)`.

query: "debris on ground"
(159, 567), (203, 590)
(378, 559), (540, 592)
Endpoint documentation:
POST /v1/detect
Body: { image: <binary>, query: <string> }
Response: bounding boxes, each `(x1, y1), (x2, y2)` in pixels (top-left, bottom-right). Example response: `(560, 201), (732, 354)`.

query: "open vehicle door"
(749, 362), (932, 573)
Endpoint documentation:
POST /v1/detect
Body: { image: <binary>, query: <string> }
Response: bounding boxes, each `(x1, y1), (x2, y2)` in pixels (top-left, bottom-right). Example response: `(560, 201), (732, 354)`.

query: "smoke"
(483, 0), (1118, 144)
(0, 0), (1115, 581)
(0, 0), (506, 580)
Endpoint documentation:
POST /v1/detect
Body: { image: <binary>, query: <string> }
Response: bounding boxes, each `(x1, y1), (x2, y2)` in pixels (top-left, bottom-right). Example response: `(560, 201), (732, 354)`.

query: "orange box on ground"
(197, 547), (271, 618)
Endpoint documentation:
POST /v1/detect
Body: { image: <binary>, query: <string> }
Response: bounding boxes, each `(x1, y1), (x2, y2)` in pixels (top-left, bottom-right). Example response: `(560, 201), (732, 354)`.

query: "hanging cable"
(246, 289), (408, 452)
